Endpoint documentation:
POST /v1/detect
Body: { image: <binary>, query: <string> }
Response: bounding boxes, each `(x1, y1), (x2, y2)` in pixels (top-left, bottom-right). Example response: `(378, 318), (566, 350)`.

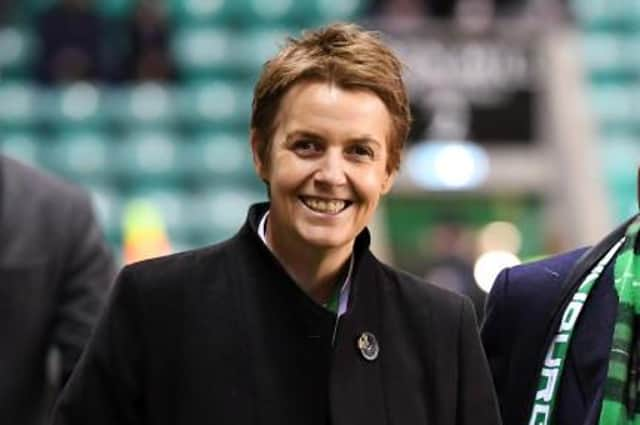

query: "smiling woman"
(51, 24), (501, 425)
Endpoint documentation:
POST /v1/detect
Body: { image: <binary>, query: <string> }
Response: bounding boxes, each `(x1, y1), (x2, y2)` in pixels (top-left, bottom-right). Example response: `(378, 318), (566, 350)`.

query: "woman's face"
(252, 81), (395, 253)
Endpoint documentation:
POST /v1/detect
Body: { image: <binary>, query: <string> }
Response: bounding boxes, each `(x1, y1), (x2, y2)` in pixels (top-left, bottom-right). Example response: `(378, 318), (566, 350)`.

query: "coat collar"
(237, 203), (388, 425)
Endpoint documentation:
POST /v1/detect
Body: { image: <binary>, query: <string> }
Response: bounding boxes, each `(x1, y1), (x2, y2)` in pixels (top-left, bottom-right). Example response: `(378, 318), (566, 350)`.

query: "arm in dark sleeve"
(50, 267), (144, 425)
(52, 191), (117, 384)
(480, 268), (511, 417)
(458, 297), (502, 425)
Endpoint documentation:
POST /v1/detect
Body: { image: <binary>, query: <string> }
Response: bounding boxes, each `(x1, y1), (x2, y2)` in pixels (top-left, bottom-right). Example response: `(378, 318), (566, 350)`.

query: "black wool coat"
(52, 203), (500, 425)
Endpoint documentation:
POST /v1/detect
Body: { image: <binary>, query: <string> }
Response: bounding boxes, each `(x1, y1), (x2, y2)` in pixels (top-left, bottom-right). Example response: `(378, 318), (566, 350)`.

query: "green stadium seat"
(169, 0), (236, 25)
(588, 83), (636, 130)
(303, 0), (369, 25)
(237, 0), (299, 25)
(177, 80), (251, 129)
(600, 134), (640, 184)
(115, 130), (185, 184)
(42, 131), (112, 183)
(39, 83), (107, 130)
(191, 185), (265, 243)
(172, 26), (237, 78)
(581, 33), (629, 79)
(0, 131), (41, 167)
(0, 81), (38, 130)
(572, 0), (631, 30)
(188, 131), (255, 183)
(236, 27), (296, 74)
(107, 83), (176, 129)
(0, 27), (36, 79)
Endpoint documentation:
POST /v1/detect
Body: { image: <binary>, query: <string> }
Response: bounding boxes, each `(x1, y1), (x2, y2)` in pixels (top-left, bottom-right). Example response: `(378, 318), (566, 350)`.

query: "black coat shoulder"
(379, 262), (474, 323)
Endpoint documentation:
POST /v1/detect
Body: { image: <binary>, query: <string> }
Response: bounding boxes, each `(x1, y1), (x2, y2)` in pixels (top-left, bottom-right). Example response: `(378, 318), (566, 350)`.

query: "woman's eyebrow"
(285, 130), (323, 141)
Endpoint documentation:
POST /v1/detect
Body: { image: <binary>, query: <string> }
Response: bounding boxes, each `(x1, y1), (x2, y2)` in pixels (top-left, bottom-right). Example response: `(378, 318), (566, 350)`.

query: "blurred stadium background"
(1, 0), (638, 314)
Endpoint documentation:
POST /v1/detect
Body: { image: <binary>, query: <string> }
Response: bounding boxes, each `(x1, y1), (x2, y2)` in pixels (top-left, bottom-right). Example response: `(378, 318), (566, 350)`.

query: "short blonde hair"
(251, 23), (411, 173)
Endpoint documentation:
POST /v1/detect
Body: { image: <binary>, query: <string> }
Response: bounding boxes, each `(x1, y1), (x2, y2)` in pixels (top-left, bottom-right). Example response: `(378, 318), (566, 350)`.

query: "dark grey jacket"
(0, 155), (115, 425)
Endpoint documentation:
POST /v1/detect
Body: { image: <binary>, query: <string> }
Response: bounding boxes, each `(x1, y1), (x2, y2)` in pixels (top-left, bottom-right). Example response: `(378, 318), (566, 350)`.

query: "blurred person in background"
(121, 0), (176, 82)
(482, 169), (640, 425)
(423, 223), (486, 322)
(0, 154), (115, 425)
(51, 23), (500, 425)
(35, 0), (107, 84)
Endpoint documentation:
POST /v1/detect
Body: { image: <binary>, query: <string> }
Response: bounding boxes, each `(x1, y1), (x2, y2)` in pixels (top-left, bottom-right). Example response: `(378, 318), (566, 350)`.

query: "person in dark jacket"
(0, 155), (115, 425)
(51, 23), (500, 425)
(482, 186), (640, 425)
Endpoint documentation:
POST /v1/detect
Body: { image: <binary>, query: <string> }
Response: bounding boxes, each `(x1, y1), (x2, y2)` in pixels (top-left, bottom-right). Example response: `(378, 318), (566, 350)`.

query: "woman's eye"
(293, 140), (320, 155)
(348, 145), (374, 158)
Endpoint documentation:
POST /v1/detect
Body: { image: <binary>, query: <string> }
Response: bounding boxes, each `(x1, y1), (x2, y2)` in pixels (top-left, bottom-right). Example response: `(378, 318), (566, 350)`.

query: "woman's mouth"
(299, 196), (351, 214)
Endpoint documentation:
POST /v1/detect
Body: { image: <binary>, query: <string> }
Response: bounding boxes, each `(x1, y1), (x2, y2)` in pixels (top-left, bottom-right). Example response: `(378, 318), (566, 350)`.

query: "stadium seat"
(177, 80), (251, 129)
(588, 83), (637, 131)
(0, 131), (41, 167)
(187, 131), (255, 183)
(0, 26), (36, 79)
(237, 0), (299, 26)
(169, 0), (236, 25)
(235, 27), (296, 74)
(107, 83), (176, 130)
(115, 130), (185, 184)
(39, 83), (107, 130)
(572, 0), (632, 30)
(191, 185), (266, 243)
(581, 32), (628, 80)
(42, 130), (112, 183)
(303, 0), (370, 25)
(172, 26), (237, 78)
(0, 81), (38, 130)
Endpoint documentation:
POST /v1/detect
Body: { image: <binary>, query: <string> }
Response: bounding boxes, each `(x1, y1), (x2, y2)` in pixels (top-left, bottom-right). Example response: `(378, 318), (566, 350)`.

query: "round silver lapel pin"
(357, 332), (379, 361)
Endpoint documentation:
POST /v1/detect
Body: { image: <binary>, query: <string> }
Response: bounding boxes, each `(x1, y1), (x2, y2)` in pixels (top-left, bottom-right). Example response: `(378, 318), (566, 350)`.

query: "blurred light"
(478, 221), (522, 254)
(474, 250), (521, 293)
(406, 141), (490, 190)
(62, 83), (99, 121)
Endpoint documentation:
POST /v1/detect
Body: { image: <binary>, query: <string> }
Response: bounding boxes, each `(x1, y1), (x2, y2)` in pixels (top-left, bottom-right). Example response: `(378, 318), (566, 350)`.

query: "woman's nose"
(313, 151), (347, 187)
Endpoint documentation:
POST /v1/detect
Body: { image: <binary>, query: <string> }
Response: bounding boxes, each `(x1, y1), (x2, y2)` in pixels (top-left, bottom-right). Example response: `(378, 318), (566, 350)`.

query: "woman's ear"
(250, 129), (268, 181)
(381, 170), (397, 195)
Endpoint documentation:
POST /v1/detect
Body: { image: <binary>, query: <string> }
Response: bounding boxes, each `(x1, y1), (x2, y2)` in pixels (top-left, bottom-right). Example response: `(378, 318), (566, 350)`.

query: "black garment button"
(357, 332), (379, 361)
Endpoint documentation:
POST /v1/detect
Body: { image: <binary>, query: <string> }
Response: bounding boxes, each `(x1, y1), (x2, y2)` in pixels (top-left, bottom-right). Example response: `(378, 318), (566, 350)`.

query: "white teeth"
(302, 197), (346, 214)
